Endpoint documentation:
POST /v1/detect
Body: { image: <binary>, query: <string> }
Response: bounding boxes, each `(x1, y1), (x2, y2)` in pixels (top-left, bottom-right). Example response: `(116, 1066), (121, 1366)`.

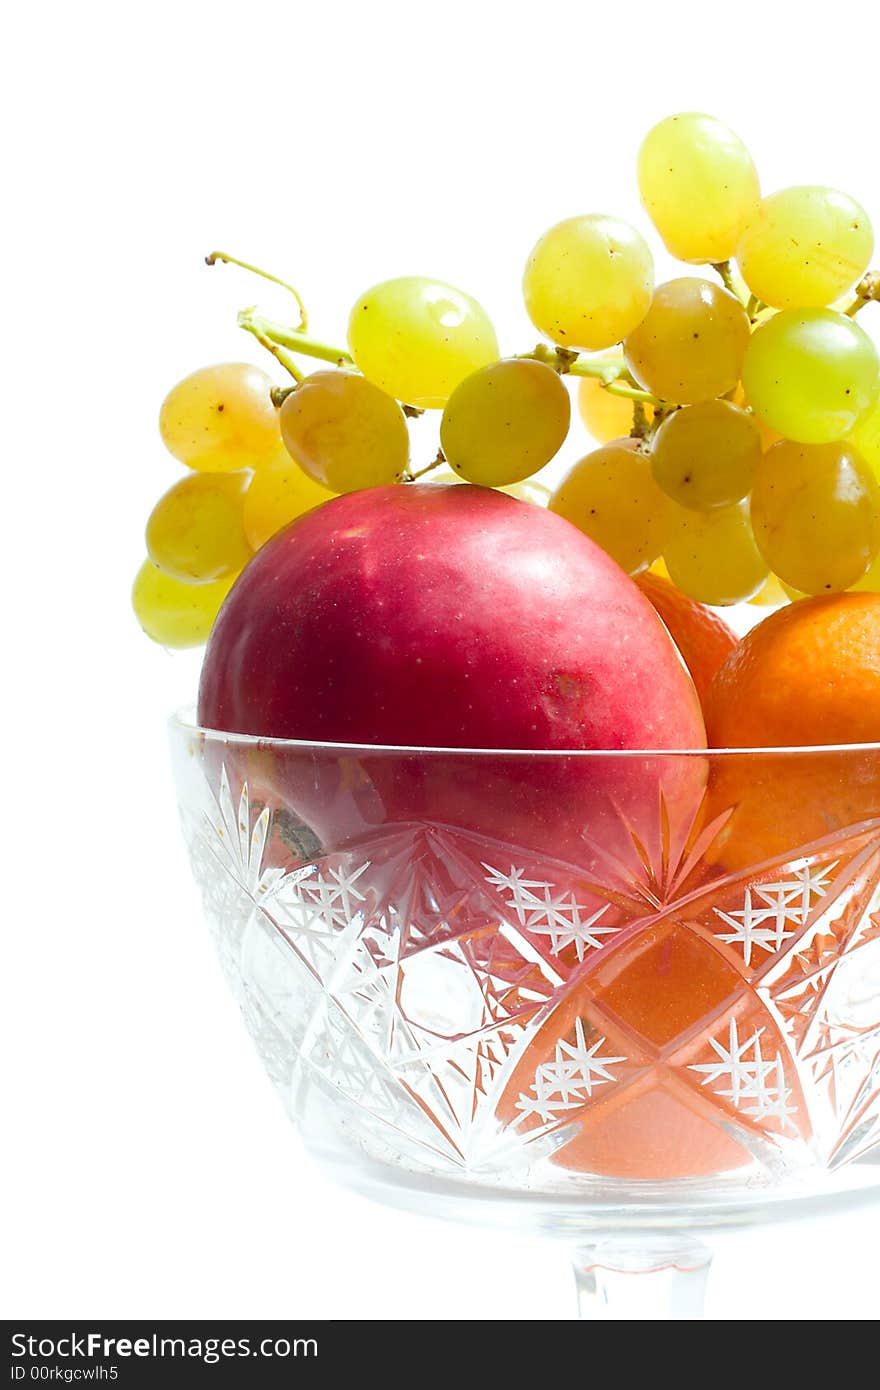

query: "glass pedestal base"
(326, 1148), (880, 1319)
(574, 1238), (713, 1320)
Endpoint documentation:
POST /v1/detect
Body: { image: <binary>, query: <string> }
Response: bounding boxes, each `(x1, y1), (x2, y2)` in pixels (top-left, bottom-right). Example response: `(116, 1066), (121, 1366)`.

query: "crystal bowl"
(169, 713), (880, 1317)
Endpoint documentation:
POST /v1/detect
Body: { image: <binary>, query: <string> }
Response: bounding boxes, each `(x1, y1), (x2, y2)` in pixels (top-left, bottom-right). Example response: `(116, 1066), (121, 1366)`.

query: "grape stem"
(746, 293), (767, 323)
(239, 309), (354, 368)
(206, 251), (309, 332)
(845, 272), (880, 316)
(564, 358), (661, 405)
(630, 400), (650, 441)
(563, 354), (627, 386)
(603, 380), (661, 404)
(712, 261), (740, 299)
(270, 385), (297, 407)
(238, 308), (305, 383)
(404, 450), (445, 482)
(520, 343), (626, 385)
(522, 343), (662, 404)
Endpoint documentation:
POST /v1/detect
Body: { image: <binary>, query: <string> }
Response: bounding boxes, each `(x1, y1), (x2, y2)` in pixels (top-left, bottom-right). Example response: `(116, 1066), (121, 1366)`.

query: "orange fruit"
(704, 593), (880, 868)
(635, 571), (738, 708)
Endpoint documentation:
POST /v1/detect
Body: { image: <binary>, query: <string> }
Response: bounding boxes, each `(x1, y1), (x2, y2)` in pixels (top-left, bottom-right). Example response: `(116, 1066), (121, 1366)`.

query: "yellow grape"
(664, 500), (768, 605)
(733, 382), (782, 450)
(440, 359), (570, 485)
(146, 471), (251, 583)
(850, 552), (880, 592)
(578, 375), (652, 442)
(159, 363), (282, 472)
(742, 309), (879, 444)
(549, 440), (667, 574)
(849, 391), (880, 475)
(736, 186), (873, 310)
(750, 440), (880, 593)
(279, 371), (410, 491)
(779, 579), (809, 603)
(756, 419), (781, 451)
(418, 467), (552, 506)
(637, 113), (760, 263)
(348, 277), (498, 409)
(523, 216), (653, 351)
(421, 467), (464, 486)
(499, 479), (552, 506)
(749, 574), (790, 607)
(651, 401), (761, 510)
(131, 561), (238, 648)
(624, 278), (750, 403)
(243, 457), (335, 549)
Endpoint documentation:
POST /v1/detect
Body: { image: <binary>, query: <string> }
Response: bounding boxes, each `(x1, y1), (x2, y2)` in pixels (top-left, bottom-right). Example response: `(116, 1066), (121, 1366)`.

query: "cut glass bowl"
(170, 713), (880, 1318)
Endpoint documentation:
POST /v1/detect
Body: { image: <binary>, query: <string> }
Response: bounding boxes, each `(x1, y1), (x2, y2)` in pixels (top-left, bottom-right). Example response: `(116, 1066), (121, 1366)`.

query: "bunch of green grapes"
(552, 113), (880, 603)
(134, 363), (277, 648)
(134, 110), (880, 649)
(134, 278), (566, 647)
(134, 360), (413, 646)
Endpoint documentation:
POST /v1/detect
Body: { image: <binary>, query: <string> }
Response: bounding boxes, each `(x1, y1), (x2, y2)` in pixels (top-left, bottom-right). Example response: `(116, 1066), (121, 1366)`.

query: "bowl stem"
(573, 1236), (713, 1320)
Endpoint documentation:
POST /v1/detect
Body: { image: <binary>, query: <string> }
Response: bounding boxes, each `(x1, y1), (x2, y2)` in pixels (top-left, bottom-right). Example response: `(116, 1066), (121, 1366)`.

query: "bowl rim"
(169, 709), (880, 759)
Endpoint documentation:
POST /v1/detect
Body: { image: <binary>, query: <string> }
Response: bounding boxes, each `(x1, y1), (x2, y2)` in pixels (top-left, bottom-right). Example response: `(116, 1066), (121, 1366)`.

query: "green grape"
(742, 309), (879, 444)
(159, 363), (282, 471)
(849, 391), (880, 475)
(440, 359), (570, 485)
(637, 113), (760, 263)
(750, 440), (880, 593)
(522, 215), (654, 351)
(549, 439), (667, 574)
(624, 278), (750, 403)
(651, 400), (761, 510)
(279, 370), (410, 491)
(131, 561), (238, 648)
(146, 471), (252, 583)
(736, 186), (873, 310)
(348, 277), (498, 409)
(664, 500), (768, 605)
(243, 456), (335, 549)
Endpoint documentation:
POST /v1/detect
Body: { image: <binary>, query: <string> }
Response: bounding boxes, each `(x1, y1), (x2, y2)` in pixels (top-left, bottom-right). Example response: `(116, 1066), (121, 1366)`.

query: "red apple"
(198, 485), (706, 870)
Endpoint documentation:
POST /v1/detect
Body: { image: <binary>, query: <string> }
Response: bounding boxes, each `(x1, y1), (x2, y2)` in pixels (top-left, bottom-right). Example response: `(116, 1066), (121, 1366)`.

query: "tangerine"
(704, 594), (880, 868)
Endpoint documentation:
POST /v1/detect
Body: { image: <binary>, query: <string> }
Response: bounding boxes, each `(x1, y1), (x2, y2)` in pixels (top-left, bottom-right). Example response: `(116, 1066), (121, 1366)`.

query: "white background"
(3, 0), (879, 1320)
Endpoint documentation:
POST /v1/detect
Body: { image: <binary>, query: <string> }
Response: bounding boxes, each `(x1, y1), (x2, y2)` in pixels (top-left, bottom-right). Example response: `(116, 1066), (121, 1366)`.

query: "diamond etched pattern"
(689, 1020), (796, 1132)
(178, 759), (880, 1182)
(712, 864), (835, 966)
(516, 1020), (627, 1123)
(483, 863), (619, 961)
